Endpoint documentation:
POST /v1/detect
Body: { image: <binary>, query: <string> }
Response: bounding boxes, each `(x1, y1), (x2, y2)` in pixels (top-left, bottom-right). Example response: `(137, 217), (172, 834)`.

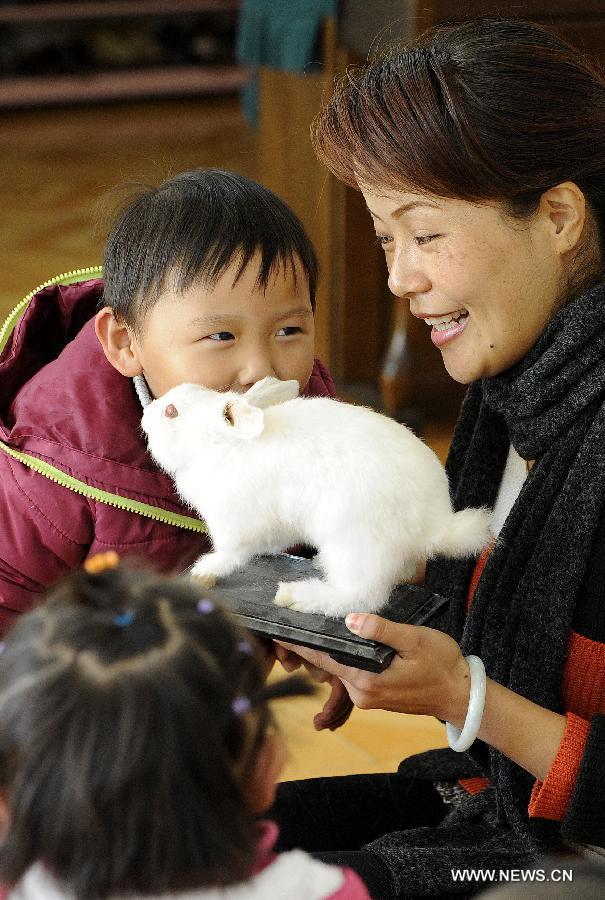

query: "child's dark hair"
(102, 169), (318, 329)
(0, 564), (312, 900)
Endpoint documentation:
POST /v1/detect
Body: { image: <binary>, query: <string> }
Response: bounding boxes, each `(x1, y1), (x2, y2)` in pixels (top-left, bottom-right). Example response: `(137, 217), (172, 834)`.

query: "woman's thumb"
(345, 613), (412, 652)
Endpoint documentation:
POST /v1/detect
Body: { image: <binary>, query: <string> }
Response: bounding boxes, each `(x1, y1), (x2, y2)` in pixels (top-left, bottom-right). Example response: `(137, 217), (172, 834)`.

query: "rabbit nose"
(164, 404), (178, 418)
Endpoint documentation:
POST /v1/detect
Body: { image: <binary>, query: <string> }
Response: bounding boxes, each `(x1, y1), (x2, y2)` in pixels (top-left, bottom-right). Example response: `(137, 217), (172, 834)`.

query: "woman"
(272, 18), (605, 898)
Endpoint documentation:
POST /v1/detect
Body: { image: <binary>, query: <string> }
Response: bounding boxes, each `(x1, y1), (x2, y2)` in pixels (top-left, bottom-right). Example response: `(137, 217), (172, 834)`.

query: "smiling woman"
(270, 17), (605, 899)
(360, 186), (574, 382)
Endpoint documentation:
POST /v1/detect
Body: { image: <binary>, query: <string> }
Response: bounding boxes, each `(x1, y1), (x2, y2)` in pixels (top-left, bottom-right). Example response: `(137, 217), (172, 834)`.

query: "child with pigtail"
(0, 555), (369, 900)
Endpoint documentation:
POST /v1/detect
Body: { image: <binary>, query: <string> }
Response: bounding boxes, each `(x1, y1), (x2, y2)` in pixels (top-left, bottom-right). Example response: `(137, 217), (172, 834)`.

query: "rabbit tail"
(429, 507), (492, 559)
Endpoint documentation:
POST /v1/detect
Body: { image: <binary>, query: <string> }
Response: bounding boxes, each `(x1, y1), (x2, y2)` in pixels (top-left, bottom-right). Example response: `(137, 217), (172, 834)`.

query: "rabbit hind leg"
(274, 547), (394, 617)
(274, 576), (392, 617)
(274, 578), (354, 616)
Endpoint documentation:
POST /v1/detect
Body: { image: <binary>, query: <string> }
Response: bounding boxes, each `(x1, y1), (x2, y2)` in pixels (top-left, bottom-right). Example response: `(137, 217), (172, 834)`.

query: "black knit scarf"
(425, 280), (605, 843)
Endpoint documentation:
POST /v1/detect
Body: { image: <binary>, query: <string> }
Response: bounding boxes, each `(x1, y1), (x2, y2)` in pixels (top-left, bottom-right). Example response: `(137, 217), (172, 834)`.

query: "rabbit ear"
(244, 376), (299, 410)
(223, 398), (264, 439)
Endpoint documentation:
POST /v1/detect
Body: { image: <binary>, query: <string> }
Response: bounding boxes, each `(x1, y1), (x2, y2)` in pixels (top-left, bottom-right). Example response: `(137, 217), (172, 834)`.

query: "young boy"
(0, 169), (337, 631)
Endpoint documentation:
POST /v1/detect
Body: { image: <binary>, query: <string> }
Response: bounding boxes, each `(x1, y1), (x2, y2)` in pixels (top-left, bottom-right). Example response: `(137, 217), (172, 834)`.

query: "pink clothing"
(0, 822), (370, 899)
(0, 279), (338, 630)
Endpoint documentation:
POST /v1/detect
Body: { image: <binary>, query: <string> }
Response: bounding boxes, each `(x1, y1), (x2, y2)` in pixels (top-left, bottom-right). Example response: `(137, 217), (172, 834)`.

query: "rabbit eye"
(223, 403), (235, 426)
(164, 404), (178, 419)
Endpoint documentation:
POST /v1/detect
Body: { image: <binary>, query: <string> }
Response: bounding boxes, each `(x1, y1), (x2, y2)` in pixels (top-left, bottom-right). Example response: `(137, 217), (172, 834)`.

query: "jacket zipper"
(0, 269), (208, 534)
(0, 266), (104, 354)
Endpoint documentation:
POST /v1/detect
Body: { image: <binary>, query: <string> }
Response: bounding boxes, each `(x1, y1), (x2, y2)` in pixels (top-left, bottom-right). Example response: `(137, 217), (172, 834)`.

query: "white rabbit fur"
(141, 377), (491, 617)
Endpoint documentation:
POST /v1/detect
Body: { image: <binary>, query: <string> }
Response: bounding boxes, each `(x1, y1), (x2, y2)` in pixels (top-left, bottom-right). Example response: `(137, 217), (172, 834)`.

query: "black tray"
(209, 555), (449, 672)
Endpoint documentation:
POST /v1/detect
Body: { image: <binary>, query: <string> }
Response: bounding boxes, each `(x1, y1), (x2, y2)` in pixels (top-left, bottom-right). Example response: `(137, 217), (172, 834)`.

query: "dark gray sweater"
(368, 283), (605, 895)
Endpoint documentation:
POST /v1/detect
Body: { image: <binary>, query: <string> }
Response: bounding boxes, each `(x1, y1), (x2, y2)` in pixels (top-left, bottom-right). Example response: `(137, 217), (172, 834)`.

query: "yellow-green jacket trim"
(0, 268), (207, 534)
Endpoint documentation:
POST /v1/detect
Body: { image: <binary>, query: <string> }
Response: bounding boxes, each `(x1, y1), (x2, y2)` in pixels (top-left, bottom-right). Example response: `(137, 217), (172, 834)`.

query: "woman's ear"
(94, 307), (143, 377)
(541, 181), (586, 254)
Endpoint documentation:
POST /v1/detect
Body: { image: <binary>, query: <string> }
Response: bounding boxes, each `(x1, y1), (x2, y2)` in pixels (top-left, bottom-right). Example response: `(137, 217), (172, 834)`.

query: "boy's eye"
(415, 234), (440, 246)
(207, 331), (235, 342)
(276, 326), (302, 337)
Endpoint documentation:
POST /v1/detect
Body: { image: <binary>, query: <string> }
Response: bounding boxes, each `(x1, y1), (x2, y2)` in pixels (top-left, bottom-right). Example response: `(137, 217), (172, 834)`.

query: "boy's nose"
(237, 354), (276, 390)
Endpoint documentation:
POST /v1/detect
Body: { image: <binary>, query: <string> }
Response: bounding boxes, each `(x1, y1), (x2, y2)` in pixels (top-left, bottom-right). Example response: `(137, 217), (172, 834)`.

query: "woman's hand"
(278, 614), (471, 724)
(274, 643), (354, 730)
(278, 613), (569, 782)
(313, 677), (354, 731)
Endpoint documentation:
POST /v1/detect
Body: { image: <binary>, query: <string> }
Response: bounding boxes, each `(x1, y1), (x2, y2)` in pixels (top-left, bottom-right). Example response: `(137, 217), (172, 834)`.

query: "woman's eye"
(207, 331), (234, 342)
(374, 233), (393, 247)
(276, 326), (302, 337)
(415, 234), (440, 246)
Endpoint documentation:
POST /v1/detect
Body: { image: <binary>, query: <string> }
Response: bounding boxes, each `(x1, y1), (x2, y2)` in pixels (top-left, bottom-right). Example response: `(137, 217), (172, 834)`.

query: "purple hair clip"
(197, 599), (214, 615)
(114, 610), (135, 628)
(237, 640), (253, 654)
(232, 696), (252, 716)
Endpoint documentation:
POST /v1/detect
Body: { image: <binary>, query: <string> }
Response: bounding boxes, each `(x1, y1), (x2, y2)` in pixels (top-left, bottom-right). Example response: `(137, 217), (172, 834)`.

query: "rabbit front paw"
(190, 572), (217, 589)
(189, 555), (221, 587)
(189, 548), (252, 586)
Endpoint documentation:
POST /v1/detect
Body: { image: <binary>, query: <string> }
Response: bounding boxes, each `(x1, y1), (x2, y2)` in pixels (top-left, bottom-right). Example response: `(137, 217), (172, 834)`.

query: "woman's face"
(361, 186), (566, 383)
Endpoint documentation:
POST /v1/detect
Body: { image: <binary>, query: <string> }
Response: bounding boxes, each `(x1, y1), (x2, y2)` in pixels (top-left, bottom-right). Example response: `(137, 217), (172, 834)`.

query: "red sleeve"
(528, 712), (591, 821)
(328, 867), (371, 899)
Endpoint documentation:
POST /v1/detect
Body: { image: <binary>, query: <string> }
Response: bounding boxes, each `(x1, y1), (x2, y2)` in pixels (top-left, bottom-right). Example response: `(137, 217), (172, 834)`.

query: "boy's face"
(129, 255), (315, 399)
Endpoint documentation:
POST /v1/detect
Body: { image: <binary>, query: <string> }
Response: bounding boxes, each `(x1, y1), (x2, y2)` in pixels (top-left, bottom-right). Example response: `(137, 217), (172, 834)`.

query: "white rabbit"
(141, 377), (491, 617)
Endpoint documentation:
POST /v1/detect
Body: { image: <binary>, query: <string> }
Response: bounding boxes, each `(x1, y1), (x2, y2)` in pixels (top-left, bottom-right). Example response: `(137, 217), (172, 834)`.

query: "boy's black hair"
(102, 169), (318, 329)
(0, 565), (312, 900)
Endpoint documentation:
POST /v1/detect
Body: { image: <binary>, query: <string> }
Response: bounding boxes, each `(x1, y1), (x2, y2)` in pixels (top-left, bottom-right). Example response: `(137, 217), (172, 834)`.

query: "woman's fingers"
(313, 678), (354, 731)
(276, 640), (358, 682)
(274, 643), (336, 680)
(274, 643), (303, 672)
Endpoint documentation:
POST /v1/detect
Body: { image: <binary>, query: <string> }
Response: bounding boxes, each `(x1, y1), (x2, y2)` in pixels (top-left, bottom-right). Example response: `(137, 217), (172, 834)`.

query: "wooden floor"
(0, 95), (449, 782)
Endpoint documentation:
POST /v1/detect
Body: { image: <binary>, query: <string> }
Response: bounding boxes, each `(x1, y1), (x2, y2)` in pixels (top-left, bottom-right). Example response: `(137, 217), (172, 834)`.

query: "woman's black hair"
(313, 18), (605, 277)
(0, 565), (312, 900)
(102, 168), (318, 329)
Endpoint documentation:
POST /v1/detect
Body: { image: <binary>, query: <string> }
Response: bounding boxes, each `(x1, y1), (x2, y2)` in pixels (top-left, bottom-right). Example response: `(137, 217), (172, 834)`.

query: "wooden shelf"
(0, 65), (250, 108)
(0, 1), (244, 107)
(0, 1), (240, 24)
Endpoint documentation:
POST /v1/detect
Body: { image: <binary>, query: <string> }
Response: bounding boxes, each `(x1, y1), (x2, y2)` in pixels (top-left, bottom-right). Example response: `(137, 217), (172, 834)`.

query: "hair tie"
(237, 640), (253, 654)
(114, 610), (135, 628)
(197, 599), (214, 615)
(232, 696), (252, 715)
(84, 551), (120, 574)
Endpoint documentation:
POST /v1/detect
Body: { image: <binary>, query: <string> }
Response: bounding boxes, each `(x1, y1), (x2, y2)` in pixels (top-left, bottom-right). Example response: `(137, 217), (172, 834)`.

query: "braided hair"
(0, 564), (311, 899)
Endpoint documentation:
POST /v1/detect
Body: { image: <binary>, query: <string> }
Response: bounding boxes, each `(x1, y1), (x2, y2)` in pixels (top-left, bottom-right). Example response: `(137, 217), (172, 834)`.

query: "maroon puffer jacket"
(0, 279), (338, 632)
